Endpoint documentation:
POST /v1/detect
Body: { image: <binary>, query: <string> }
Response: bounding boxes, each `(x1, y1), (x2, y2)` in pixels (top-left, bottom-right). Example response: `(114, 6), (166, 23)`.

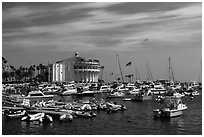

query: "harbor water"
(2, 91), (202, 135)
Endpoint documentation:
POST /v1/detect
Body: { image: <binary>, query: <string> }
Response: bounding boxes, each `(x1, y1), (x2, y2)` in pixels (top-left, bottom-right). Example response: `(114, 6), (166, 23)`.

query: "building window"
(74, 66), (77, 69)
(79, 66), (82, 69)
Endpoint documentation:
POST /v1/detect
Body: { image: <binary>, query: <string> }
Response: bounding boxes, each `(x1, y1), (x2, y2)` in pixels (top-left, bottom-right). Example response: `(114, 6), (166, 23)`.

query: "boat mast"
(137, 67), (140, 81)
(146, 62), (153, 81)
(117, 54), (124, 83)
(169, 57), (175, 84)
(135, 66), (140, 81)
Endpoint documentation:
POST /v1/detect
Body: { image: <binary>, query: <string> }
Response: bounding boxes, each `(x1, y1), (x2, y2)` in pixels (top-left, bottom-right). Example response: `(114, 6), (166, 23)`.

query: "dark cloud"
(106, 2), (200, 14)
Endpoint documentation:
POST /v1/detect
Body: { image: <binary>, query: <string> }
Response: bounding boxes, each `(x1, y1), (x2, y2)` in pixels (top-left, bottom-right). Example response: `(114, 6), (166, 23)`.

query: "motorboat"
(150, 83), (166, 95)
(39, 115), (53, 123)
(184, 88), (200, 96)
(132, 89), (152, 101)
(126, 85), (140, 95)
(72, 86), (97, 96)
(4, 109), (26, 119)
(75, 111), (92, 118)
(24, 90), (54, 100)
(123, 98), (132, 101)
(153, 96), (187, 118)
(116, 86), (129, 93)
(61, 86), (77, 95)
(107, 91), (125, 98)
(106, 102), (127, 113)
(60, 113), (73, 121)
(21, 112), (45, 122)
(98, 85), (111, 93)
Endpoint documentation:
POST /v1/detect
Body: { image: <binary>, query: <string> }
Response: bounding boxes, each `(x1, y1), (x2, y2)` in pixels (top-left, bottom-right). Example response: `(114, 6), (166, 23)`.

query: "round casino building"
(48, 52), (101, 83)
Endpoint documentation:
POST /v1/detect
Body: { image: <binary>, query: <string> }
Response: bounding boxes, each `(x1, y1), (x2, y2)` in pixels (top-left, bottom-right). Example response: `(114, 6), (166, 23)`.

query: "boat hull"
(4, 110), (26, 119)
(153, 107), (187, 118)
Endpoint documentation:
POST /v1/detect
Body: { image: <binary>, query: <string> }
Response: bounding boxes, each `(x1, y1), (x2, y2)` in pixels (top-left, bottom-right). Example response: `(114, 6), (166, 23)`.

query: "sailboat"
(153, 57), (187, 118)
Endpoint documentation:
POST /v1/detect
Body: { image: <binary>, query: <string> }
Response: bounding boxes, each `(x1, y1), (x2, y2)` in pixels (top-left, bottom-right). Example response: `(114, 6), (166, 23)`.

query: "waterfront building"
(48, 52), (101, 83)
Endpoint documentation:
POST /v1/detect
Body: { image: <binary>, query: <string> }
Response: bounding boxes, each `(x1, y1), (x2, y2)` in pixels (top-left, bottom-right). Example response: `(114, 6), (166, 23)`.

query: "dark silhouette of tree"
(2, 71), (9, 82)
(36, 66), (40, 75)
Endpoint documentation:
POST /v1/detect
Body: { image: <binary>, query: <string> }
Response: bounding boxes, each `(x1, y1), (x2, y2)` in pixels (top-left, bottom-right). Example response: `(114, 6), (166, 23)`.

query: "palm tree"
(36, 66), (40, 75)
(28, 66), (34, 81)
(2, 71), (9, 82)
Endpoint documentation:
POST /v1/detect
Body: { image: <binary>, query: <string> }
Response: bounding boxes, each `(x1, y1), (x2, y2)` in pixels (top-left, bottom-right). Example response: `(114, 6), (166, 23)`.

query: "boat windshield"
(165, 96), (182, 108)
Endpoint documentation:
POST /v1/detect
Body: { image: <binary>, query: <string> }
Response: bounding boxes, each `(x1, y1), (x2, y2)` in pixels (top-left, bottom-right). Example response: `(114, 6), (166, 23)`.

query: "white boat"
(21, 112), (45, 121)
(123, 98), (132, 101)
(99, 85), (111, 93)
(132, 89), (152, 101)
(153, 96), (187, 118)
(4, 110), (26, 119)
(192, 90), (200, 96)
(184, 88), (200, 96)
(107, 91), (125, 98)
(173, 92), (185, 98)
(61, 86), (77, 95)
(24, 91), (54, 99)
(126, 85), (140, 95)
(60, 113), (73, 121)
(75, 111), (92, 118)
(116, 86), (129, 93)
(73, 86), (97, 96)
(39, 115), (53, 123)
(150, 83), (166, 95)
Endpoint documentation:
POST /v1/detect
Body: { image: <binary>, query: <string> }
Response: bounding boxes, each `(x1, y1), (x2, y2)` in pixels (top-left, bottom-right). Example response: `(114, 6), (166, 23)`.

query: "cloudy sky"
(2, 2), (202, 82)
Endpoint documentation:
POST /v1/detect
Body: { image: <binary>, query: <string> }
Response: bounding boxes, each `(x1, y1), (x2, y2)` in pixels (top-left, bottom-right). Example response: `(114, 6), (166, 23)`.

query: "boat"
(184, 87), (200, 96)
(192, 90), (200, 96)
(89, 112), (97, 117)
(72, 86), (97, 96)
(21, 112), (45, 122)
(115, 85), (129, 93)
(106, 103), (127, 113)
(4, 109), (26, 119)
(123, 98), (132, 101)
(132, 89), (152, 101)
(24, 90), (54, 100)
(129, 87), (140, 95)
(39, 115), (53, 123)
(150, 83), (166, 95)
(153, 96), (187, 118)
(60, 113), (73, 121)
(75, 111), (92, 118)
(107, 91), (125, 98)
(98, 85), (111, 93)
(61, 84), (77, 95)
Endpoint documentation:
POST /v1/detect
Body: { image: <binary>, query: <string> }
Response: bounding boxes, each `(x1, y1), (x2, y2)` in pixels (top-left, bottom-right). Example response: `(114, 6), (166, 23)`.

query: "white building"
(48, 52), (101, 83)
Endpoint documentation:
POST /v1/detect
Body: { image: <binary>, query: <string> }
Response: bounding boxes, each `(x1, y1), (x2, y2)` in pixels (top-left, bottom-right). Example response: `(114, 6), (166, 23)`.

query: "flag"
(144, 38), (148, 41)
(126, 62), (131, 66)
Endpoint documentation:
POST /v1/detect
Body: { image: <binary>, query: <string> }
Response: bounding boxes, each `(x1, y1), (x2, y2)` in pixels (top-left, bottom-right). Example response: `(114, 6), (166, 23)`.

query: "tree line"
(2, 58), (49, 84)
